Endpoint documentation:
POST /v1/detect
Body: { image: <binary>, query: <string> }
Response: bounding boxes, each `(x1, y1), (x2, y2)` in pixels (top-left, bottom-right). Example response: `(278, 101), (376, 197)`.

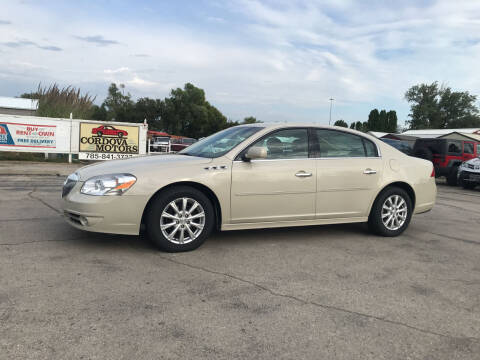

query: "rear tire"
(368, 186), (413, 237)
(146, 186), (214, 252)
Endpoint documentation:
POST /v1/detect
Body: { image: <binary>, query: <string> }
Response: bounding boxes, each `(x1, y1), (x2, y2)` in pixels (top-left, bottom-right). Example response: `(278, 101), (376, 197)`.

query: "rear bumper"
(413, 177), (436, 215)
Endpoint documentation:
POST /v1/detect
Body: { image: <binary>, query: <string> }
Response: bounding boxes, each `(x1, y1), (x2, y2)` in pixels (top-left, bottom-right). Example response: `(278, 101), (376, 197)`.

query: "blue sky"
(1, 0), (480, 127)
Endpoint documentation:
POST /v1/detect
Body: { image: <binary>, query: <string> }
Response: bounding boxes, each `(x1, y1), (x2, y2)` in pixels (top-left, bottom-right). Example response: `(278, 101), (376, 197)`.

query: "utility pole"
(329, 97), (334, 125)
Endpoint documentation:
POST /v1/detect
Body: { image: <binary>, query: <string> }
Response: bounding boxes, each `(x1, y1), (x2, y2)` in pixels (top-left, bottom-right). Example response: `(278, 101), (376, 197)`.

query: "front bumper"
(458, 170), (480, 184)
(62, 183), (148, 235)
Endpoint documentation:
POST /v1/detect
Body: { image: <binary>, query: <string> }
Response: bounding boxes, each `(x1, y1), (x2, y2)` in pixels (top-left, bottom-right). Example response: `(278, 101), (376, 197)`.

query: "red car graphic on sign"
(0, 125), (7, 135)
(92, 125), (128, 138)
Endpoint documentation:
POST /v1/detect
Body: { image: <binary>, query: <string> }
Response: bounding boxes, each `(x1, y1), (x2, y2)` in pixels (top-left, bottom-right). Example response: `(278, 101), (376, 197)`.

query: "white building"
(0, 96), (38, 116)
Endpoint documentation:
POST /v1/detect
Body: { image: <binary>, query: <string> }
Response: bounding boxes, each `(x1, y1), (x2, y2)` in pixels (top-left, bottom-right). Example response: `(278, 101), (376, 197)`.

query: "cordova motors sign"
(79, 122), (139, 159)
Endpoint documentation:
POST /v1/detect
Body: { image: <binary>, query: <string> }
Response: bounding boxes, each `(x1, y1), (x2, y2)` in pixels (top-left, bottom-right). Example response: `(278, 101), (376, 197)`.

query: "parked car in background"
(380, 138), (413, 155)
(150, 136), (171, 153)
(457, 157), (480, 189)
(170, 137), (196, 152)
(92, 125), (128, 138)
(62, 124), (436, 252)
(412, 138), (479, 185)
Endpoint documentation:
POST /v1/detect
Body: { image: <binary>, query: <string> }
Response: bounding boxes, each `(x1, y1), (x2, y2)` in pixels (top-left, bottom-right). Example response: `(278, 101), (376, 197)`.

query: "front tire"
(368, 186), (413, 237)
(146, 186), (214, 252)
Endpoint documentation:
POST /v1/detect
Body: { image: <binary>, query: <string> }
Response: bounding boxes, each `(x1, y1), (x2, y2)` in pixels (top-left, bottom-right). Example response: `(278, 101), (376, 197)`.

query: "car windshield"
(180, 126), (264, 158)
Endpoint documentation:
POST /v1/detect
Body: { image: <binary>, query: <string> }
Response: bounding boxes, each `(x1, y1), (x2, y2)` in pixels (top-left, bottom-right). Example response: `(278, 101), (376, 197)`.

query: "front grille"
(467, 163), (475, 169)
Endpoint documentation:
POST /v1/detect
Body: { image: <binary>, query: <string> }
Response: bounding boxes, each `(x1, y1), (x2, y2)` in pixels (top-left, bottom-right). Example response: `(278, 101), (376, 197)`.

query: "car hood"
(464, 157), (480, 165)
(75, 155), (212, 180)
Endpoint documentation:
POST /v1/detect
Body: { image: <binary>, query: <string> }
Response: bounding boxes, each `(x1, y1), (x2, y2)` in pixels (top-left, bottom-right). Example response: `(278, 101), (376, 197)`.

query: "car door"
(314, 129), (383, 219)
(230, 128), (316, 223)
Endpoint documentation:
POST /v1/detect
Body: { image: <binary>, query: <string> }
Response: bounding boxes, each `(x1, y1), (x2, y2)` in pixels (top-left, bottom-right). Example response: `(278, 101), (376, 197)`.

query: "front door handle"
(295, 171), (312, 178)
(363, 168), (377, 175)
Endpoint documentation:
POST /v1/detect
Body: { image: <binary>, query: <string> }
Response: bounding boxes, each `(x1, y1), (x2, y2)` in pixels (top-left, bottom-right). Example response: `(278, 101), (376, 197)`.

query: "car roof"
(237, 122), (379, 139)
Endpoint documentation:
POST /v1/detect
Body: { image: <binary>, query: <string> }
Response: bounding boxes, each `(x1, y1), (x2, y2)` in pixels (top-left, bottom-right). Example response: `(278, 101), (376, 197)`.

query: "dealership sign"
(0, 115), (147, 159)
(0, 122), (56, 148)
(78, 122), (140, 160)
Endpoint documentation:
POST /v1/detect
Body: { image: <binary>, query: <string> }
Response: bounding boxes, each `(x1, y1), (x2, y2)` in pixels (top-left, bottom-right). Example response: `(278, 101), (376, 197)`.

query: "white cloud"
(1, 0), (480, 124)
(103, 67), (130, 74)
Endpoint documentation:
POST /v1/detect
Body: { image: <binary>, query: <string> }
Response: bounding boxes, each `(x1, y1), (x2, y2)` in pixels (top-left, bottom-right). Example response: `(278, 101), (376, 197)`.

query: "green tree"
(349, 122), (355, 129)
(242, 116), (260, 124)
(133, 97), (163, 129)
(386, 110), (398, 133)
(405, 82), (480, 129)
(334, 119), (348, 127)
(367, 109), (379, 131)
(102, 83), (136, 122)
(160, 83), (232, 138)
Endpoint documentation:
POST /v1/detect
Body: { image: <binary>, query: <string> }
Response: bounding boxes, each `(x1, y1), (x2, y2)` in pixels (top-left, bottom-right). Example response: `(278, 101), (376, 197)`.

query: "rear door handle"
(295, 171), (312, 178)
(363, 168), (377, 175)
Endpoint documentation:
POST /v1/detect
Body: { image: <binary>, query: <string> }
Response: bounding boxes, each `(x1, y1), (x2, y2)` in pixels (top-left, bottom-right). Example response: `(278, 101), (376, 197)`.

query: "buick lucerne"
(62, 124), (436, 252)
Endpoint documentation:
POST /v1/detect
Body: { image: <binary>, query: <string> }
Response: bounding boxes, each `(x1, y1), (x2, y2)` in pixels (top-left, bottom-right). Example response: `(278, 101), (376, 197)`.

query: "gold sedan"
(62, 124), (436, 252)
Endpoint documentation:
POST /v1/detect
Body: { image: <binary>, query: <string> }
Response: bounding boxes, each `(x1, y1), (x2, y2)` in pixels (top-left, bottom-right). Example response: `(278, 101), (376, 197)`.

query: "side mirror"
(243, 146), (267, 161)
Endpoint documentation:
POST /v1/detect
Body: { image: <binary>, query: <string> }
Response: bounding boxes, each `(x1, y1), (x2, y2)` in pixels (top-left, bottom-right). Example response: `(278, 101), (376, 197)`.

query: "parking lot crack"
(158, 255), (480, 343)
(28, 188), (62, 214)
(0, 239), (68, 246)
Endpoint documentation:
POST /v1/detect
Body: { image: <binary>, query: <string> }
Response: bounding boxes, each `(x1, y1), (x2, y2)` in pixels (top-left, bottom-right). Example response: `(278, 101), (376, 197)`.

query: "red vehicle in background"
(170, 137), (197, 152)
(413, 138), (479, 185)
(92, 125), (128, 138)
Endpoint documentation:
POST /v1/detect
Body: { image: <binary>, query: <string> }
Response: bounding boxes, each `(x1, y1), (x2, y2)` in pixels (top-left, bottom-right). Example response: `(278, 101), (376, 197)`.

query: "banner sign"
(0, 122), (56, 148)
(78, 122), (140, 160)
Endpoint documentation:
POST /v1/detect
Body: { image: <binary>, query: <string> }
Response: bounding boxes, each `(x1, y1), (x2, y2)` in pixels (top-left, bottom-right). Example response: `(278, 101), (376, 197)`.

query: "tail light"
(430, 168), (435, 177)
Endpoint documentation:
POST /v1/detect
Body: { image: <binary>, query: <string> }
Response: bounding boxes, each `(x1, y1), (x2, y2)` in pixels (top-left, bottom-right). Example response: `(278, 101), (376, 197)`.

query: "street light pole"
(329, 97), (334, 125)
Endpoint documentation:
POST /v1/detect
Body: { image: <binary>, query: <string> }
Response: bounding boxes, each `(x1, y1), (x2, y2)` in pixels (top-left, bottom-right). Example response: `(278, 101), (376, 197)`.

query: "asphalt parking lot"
(1, 163), (479, 359)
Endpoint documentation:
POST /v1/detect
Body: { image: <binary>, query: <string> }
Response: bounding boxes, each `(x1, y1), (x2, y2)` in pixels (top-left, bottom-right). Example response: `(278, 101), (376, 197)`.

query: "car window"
(448, 141), (462, 154)
(250, 128), (309, 159)
(364, 139), (378, 157)
(464, 142), (474, 154)
(316, 129), (375, 157)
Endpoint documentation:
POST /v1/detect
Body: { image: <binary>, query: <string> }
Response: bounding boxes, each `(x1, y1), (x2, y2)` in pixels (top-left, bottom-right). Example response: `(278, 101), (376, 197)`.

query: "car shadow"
(70, 222), (370, 252)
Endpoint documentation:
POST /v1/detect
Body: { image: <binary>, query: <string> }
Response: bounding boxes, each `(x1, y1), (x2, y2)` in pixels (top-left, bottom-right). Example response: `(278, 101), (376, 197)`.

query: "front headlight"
(81, 174), (137, 196)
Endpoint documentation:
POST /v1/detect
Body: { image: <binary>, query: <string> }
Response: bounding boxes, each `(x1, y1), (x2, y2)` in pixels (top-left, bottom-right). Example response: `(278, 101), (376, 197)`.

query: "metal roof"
(401, 128), (480, 138)
(439, 132), (480, 141)
(0, 96), (38, 110)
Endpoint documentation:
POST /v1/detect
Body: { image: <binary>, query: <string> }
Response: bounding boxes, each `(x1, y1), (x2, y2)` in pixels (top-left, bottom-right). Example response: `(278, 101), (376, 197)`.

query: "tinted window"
(364, 139), (378, 157)
(316, 130), (375, 157)
(464, 142), (474, 154)
(448, 141), (462, 154)
(250, 128), (309, 159)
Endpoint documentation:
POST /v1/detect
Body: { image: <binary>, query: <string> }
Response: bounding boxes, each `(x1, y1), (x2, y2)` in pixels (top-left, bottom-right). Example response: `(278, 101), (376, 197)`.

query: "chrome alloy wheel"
(160, 197), (205, 244)
(381, 195), (408, 231)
